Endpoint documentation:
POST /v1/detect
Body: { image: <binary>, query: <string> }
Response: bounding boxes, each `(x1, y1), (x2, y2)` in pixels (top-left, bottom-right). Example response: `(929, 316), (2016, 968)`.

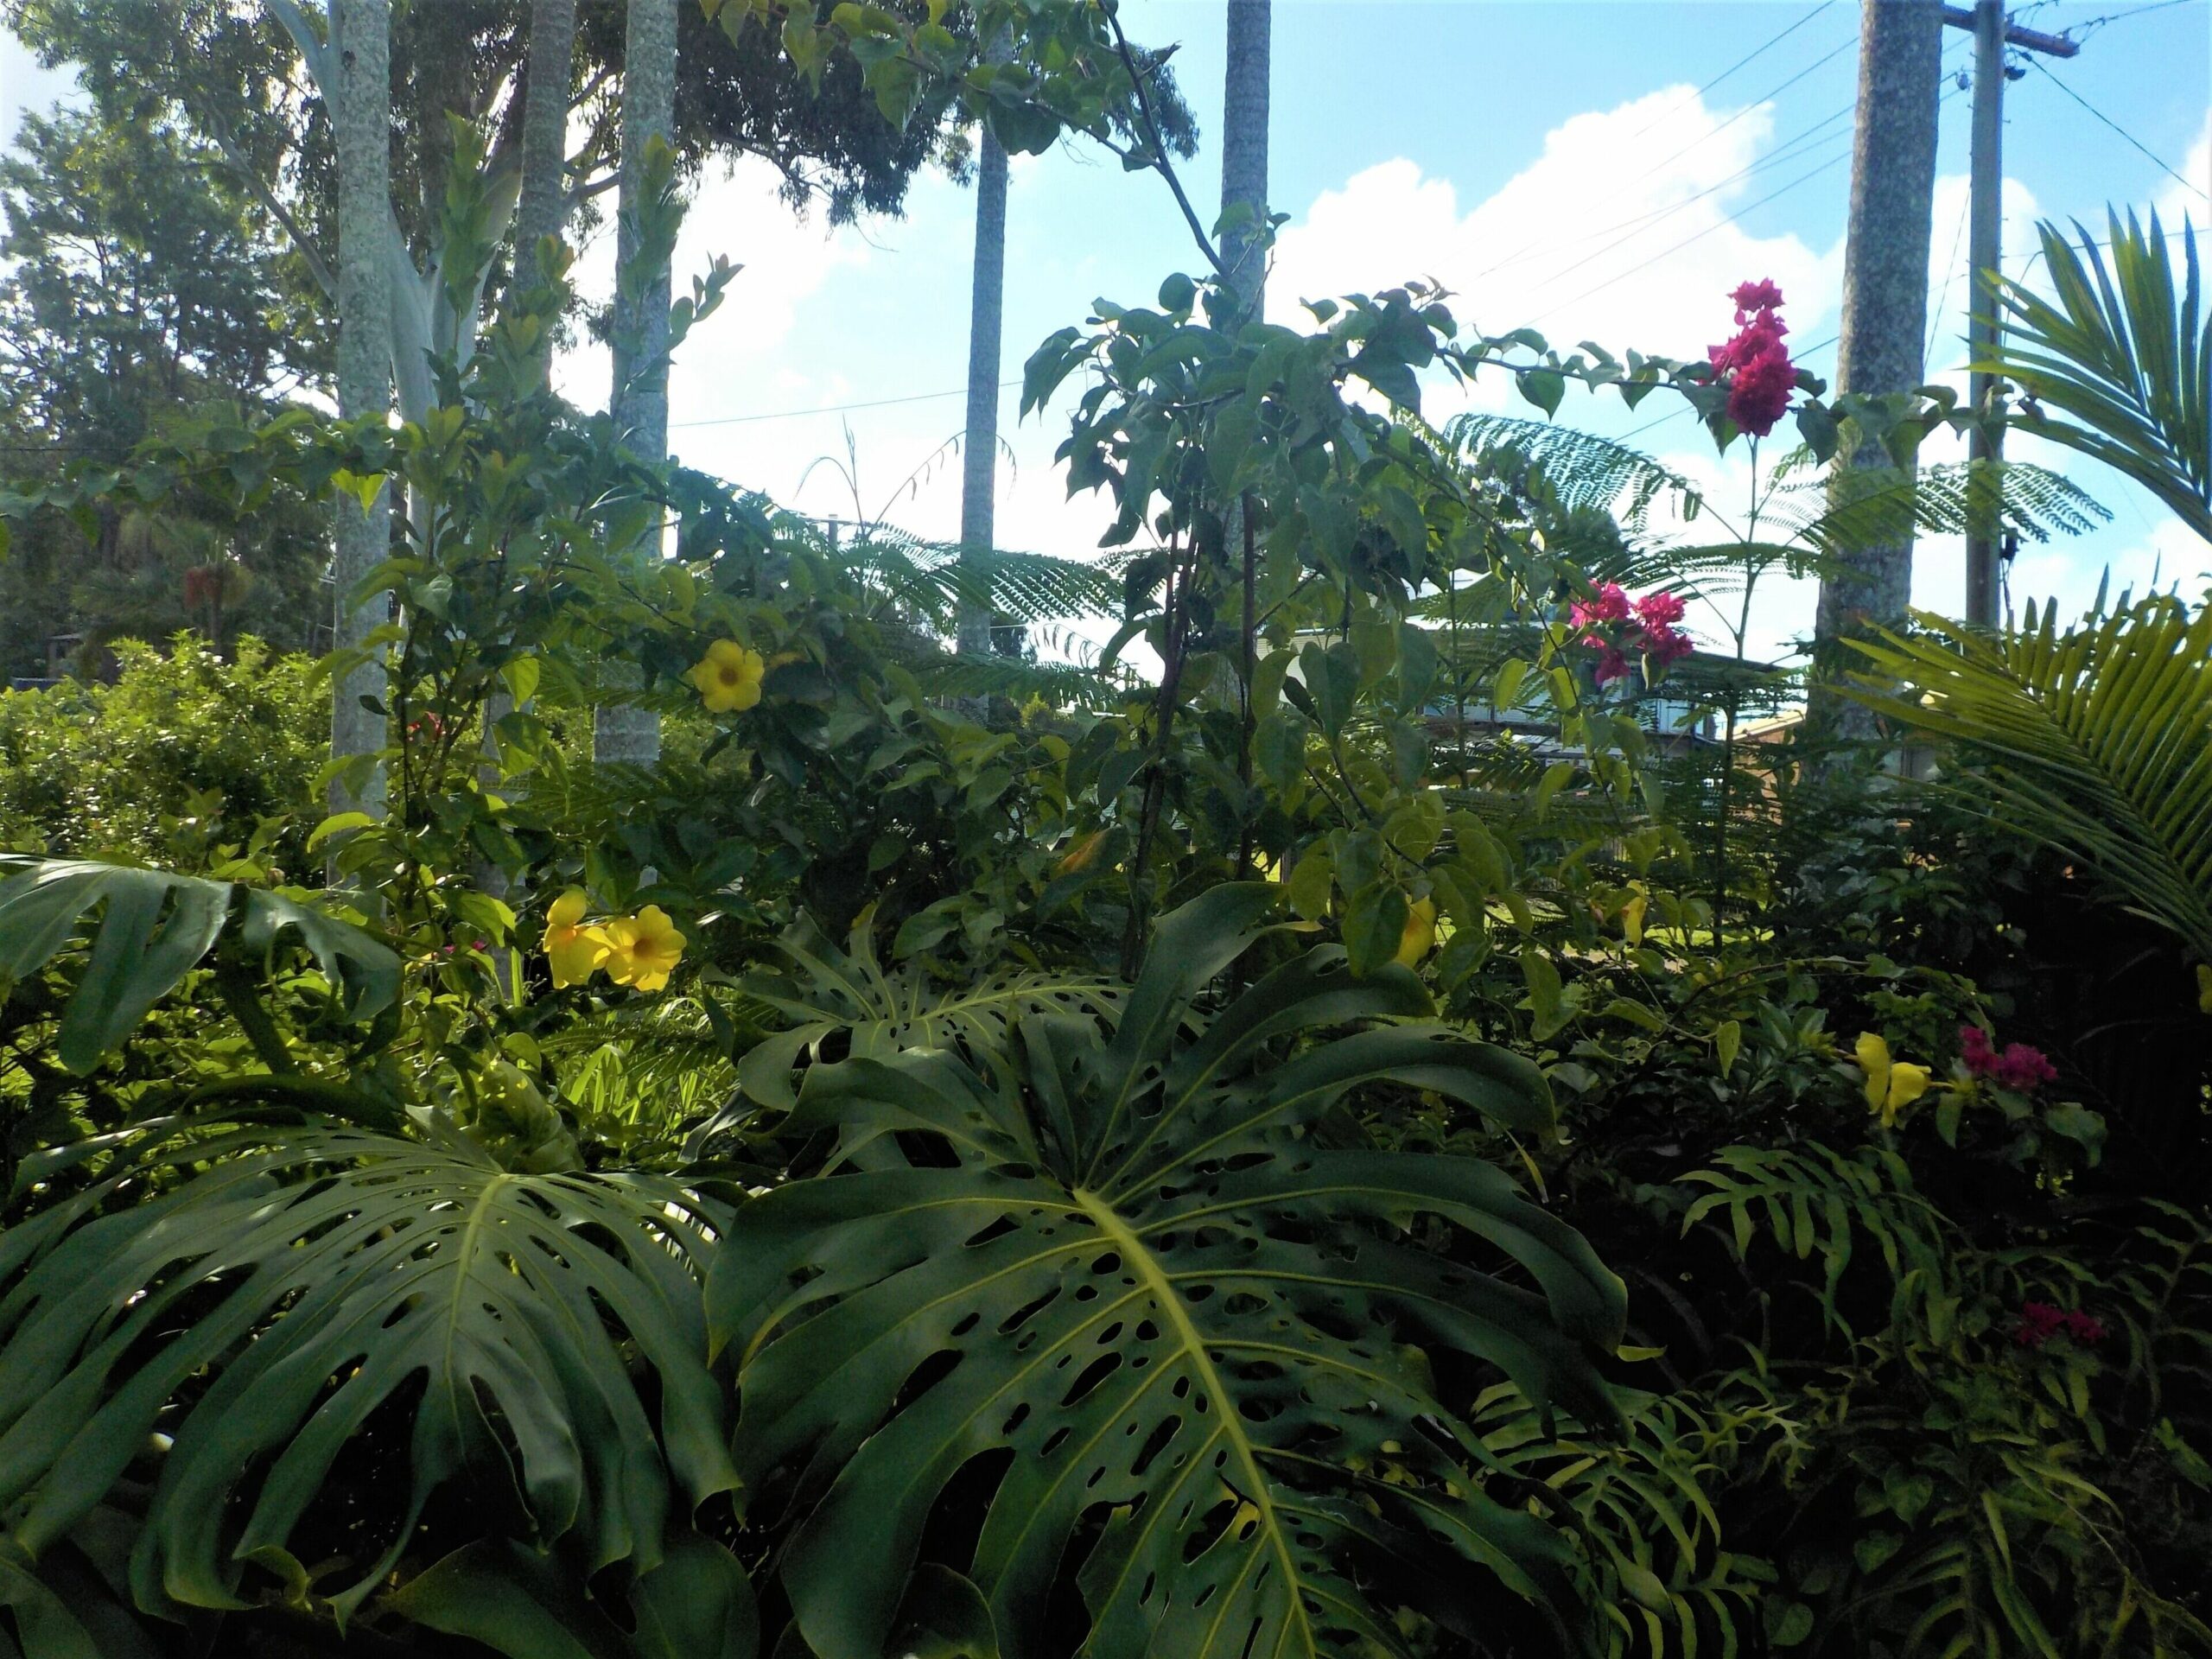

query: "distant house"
(1419, 652), (1732, 761)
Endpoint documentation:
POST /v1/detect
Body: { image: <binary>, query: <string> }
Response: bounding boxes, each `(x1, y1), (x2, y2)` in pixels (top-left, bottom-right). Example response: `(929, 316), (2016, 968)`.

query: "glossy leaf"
(709, 884), (1624, 1659)
(0, 1126), (732, 1618)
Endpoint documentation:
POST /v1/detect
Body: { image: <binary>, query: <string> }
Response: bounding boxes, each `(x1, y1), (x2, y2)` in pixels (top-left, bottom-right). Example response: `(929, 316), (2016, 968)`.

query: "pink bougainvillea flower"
(1730, 278), (1784, 320)
(1592, 643), (1630, 685)
(1959, 1024), (2059, 1091)
(1710, 282), (1796, 437)
(1635, 590), (1688, 627)
(2014, 1301), (2066, 1347)
(2015, 1300), (2107, 1348)
(1571, 582), (1633, 629)
(1726, 345), (1796, 437)
(1639, 621), (1694, 668)
(1995, 1041), (2060, 1090)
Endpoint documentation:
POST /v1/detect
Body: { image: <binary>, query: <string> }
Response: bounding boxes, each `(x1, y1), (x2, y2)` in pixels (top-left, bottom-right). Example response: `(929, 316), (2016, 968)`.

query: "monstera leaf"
(709, 885), (1626, 1659)
(721, 909), (1122, 1117)
(0, 1124), (734, 1619)
(387, 1529), (759, 1659)
(0, 857), (399, 1072)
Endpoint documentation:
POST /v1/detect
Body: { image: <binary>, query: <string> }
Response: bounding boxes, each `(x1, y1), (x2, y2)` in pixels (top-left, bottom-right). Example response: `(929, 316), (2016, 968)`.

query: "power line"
(1481, 99), (1858, 287)
(1465, 23), (1865, 285)
(1926, 190), (1973, 362)
(671, 377), (1020, 431)
(1619, 1), (1841, 143)
(2065, 0), (2205, 43)
(2023, 56), (2209, 202)
(1526, 149), (1851, 328)
(1494, 52), (1968, 325)
(1625, 32), (1862, 200)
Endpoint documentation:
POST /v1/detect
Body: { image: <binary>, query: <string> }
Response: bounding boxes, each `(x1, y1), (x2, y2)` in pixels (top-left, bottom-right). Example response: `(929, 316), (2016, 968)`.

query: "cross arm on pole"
(1939, 6), (2081, 57)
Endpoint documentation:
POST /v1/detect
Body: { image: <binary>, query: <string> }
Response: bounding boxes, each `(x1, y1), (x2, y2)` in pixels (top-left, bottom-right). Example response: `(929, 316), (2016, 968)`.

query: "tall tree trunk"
(513, 0), (579, 303)
(957, 122), (1009, 658)
(595, 0), (677, 768)
(1221, 0), (1270, 874)
(330, 0), (392, 820)
(481, 0), (576, 905)
(1809, 0), (1942, 742)
(1218, 0), (1271, 321)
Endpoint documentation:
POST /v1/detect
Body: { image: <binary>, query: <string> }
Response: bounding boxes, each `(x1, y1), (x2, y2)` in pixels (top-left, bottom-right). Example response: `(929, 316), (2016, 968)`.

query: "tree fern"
(1439, 412), (1701, 529)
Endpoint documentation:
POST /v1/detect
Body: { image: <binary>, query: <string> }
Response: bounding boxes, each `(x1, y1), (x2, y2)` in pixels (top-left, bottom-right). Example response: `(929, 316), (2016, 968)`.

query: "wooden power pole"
(1947, 2), (2077, 625)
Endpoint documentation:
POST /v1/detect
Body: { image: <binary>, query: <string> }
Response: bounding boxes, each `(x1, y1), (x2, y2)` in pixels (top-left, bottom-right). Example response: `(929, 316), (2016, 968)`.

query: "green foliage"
(0, 854), (396, 1076)
(711, 886), (1626, 1657)
(0, 1122), (732, 1620)
(1986, 211), (2209, 541)
(1847, 593), (2212, 965)
(0, 638), (321, 868)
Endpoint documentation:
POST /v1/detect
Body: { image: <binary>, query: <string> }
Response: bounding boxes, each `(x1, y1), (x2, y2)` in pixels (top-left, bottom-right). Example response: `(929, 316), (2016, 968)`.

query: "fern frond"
(1440, 413), (1701, 528)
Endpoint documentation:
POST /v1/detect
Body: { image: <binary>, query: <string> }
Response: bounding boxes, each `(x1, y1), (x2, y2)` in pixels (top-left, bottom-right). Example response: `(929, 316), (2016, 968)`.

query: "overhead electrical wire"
(2023, 56), (2209, 201)
(1618, 0), (1841, 143)
(671, 378), (1020, 431)
(1464, 20), (1866, 284)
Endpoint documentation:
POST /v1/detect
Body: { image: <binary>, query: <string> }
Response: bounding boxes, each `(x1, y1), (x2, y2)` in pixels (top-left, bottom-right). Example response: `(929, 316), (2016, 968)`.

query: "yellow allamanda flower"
(543, 888), (609, 988)
(687, 639), (767, 715)
(598, 905), (686, 992)
(1395, 896), (1437, 969)
(1856, 1031), (1933, 1129)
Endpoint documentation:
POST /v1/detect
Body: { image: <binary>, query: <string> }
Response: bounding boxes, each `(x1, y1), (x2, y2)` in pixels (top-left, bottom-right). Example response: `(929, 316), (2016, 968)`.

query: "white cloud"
(1267, 86), (1840, 378)
(552, 155), (868, 415)
(2154, 111), (2211, 229)
(2009, 513), (2212, 619)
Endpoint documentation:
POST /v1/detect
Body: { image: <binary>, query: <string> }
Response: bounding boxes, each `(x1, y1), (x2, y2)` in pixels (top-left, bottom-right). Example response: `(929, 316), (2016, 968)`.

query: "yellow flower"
(598, 905), (686, 992)
(1856, 1031), (1933, 1128)
(1395, 896), (1437, 969)
(687, 639), (766, 715)
(543, 888), (609, 988)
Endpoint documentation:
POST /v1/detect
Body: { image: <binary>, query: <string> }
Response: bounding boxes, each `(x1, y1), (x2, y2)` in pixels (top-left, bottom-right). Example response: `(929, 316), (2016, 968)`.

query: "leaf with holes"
(709, 884), (1625, 1659)
(0, 1125), (733, 1620)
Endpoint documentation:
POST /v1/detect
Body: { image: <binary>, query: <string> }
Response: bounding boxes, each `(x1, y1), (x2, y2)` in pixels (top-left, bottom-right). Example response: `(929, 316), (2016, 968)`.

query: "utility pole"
(1946, 2), (2077, 624)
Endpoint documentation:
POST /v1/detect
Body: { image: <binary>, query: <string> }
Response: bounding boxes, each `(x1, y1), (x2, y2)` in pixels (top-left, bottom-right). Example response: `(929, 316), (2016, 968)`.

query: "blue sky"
(7, 2), (2209, 663)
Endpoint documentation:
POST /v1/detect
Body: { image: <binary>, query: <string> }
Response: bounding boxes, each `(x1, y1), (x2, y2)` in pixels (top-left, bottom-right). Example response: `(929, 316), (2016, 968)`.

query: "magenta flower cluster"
(2015, 1300), (2107, 1348)
(1708, 279), (1796, 438)
(1960, 1025), (2059, 1091)
(1572, 583), (1694, 685)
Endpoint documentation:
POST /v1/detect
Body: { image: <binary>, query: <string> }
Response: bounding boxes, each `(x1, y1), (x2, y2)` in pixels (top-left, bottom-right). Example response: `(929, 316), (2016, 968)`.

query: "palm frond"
(1984, 210), (2209, 541)
(1845, 594), (2212, 962)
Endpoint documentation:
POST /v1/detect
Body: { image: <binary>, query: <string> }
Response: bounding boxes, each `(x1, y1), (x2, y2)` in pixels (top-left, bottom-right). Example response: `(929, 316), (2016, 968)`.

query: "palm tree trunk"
(957, 123), (1010, 659)
(513, 0), (578, 302)
(1810, 0), (1942, 743)
(486, 0), (577, 879)
(330, 0), (392, 820)
(595, 0), (677, 768)
(1221, 0), (1269, 866)
(1218, 0), (1271, 319)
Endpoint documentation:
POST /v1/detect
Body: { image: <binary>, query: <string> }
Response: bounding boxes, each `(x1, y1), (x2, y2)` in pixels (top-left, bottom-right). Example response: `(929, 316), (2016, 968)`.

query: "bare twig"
(1102, 6), (1224, 279)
